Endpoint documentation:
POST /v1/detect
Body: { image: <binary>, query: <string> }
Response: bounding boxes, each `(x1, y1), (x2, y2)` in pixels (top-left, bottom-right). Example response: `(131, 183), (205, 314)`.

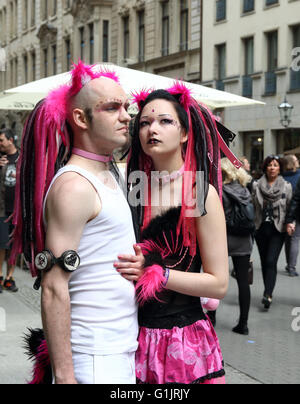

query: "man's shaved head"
(69, 77), (127, 128)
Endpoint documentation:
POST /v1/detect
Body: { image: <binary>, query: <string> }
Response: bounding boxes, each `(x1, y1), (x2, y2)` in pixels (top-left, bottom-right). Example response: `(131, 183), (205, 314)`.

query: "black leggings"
(232, 255), (251, 324)
(255, 222), (285, 298)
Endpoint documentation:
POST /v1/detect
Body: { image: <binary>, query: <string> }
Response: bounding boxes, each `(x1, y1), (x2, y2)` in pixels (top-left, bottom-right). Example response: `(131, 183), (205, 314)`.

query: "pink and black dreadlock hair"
(9, 61), (120, 278)
(127, 82), (242, 259)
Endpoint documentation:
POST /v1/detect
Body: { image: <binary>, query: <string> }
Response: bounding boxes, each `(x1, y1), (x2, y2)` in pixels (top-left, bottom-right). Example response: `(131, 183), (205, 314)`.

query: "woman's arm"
(166, 185), (229, 299)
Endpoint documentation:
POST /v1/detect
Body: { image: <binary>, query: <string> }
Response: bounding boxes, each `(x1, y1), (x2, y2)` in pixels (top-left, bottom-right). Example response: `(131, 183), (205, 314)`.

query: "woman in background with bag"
(221, 158), (255, 335)
(252, 156), (292, 310)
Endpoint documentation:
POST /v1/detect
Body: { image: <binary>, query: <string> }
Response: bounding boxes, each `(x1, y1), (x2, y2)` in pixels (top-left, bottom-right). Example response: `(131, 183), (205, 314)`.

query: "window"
(65, 38), (71, 70)
(52, 44), (57, 75)
(216, 0), (226, 22)
(43, 48), (48, 77)
(216, 43), (226, 90)
(23, 0), (28, 30)
(31, 0), (36, 26)
(103, 20), (109, 62)
(162, 1), (169, 56)
(51, 0), (57, 17)
(14, 57), (18, 85)
(10, 59), (13, 87)
(23, 54), (28, 83)
(14, 0), (18, 36)
(79, 27), (85, 60)
(138, 10), (145, 62)
(31, 51), (36, 80)
(265, 31), (277, 94)
(64, 0), (71, 9)
(10, 1), (13, 38)
(180, 0), (189, 51)
(89, 23), (94, 64)
(267, 31), (278, 71)
(123, 16), (129, 60)
(42, 0), (48, 21)
(266, 0), (278, 6)
(243, 37), (254, 97)
(243, 0), (254, 13)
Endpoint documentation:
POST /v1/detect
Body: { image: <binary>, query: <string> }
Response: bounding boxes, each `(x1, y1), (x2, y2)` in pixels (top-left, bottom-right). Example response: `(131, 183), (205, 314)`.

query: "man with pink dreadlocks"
(10, 62), (144, 384)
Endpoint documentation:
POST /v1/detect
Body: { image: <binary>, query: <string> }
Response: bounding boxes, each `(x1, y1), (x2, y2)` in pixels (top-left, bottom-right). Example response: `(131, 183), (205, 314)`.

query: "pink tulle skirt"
(136, 318), (225, 384)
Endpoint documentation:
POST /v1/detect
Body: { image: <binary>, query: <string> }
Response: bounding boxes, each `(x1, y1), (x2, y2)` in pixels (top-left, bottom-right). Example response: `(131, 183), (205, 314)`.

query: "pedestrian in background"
(285, 175), (300, 277)
(253, 156), (292, 309)
(282, 155), (300, 277)
(282, 155), (300, 190)
(221, 158), (254, 335)
(0, 128), (19, 293)
(240, 156), (255, 193)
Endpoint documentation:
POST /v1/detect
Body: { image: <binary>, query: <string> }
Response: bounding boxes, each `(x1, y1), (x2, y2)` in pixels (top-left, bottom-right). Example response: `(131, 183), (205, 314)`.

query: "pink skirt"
(136, 318), (225, 384)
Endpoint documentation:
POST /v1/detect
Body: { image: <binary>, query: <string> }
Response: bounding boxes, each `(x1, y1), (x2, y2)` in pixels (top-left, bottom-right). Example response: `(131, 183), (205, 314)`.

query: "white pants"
(72, 351), (136, 384)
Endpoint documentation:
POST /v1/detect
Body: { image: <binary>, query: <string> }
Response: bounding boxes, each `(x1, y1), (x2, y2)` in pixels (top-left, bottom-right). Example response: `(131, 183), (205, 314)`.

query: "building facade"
(111, 0), (201, 82)
(0, 0), (299, 170)
(202, 0), (300, 172)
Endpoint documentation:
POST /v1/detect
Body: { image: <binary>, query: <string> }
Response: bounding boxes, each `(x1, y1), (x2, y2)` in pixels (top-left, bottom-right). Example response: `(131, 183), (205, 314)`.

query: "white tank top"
(43, 165), (138, 355)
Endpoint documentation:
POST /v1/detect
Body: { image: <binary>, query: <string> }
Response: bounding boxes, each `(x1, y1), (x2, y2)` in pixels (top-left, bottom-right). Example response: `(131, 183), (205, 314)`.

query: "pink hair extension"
(28, 340), (50, 385)
(135, 264), (165, 305)
(44, 85), (70, 138)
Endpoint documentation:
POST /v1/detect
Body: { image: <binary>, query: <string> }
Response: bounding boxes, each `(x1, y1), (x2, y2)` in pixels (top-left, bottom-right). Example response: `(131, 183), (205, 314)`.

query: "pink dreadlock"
(9, 61), (120, 277)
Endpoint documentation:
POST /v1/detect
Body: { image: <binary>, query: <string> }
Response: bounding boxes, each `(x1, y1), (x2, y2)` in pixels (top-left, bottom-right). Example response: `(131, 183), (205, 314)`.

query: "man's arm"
(41, 173), (100, 384)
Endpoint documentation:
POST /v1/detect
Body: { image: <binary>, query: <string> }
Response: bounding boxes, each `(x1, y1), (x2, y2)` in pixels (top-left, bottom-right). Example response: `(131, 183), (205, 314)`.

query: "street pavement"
(0, 243), (299, 384)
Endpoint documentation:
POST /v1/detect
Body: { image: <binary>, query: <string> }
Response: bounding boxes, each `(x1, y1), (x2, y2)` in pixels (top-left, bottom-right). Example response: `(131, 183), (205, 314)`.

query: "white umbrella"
(2, 63), (265, 110)
(0, 92), (43, 110)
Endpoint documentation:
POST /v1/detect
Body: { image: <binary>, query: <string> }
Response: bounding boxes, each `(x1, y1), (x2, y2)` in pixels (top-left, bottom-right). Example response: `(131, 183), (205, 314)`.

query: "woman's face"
(138, 99), (187, 159)
(266, 159), (281, 181)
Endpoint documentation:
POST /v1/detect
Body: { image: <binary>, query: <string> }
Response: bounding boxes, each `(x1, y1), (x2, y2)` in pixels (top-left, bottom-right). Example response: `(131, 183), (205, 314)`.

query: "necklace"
(153, 165), (185, 185)
(72, 147), (113, 163)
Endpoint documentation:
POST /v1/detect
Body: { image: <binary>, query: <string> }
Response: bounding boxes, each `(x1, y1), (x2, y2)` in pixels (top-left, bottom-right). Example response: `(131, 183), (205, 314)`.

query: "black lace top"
(138, 207), (206, 329)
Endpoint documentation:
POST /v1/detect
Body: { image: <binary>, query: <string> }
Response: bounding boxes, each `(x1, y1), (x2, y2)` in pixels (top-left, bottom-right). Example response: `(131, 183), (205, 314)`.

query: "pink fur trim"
(135, 264), (165, 305)
(201, 298), (220, 311)
(131, 89), (152, 110)
(167, 81), (193, 110)
(28, 340), (50, 385)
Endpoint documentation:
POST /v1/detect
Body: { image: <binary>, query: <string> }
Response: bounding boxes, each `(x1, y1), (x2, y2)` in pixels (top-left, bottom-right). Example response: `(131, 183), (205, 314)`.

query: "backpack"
(223, 190), (256, 236)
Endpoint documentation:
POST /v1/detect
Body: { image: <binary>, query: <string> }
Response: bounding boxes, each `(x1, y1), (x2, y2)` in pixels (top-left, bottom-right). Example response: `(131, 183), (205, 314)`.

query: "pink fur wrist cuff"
(135, 264), (166, 305)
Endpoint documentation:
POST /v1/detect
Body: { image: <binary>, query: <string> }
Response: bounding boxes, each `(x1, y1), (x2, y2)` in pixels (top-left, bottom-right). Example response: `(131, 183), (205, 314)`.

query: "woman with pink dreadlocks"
(121, 85), (240, 384)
